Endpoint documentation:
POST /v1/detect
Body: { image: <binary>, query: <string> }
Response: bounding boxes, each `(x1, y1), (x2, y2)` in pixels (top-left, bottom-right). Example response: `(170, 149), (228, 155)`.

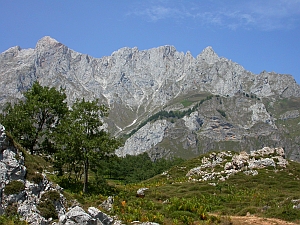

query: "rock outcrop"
(280, 110), (299, 120)
(186, 147), (288, 182)
(0, 124), (66, 224)
(0, 124), (121, 225)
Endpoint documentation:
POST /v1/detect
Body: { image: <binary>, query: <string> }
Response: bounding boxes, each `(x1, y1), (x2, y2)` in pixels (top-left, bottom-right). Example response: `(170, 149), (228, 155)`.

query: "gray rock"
(59, 206), (96, 225)
(88, 207), (114, 225)
(18, 201), (48, 225)
(292, 199), (300, 209)
(136, 188), (149, 197)
(1, 36), (299, 131)
(1, 37), (300, 160)
(0, 124), (66, 225)
(0, 125), (8, 151)
(100, 196), (113, 212)
(248, 158), (276, 169)
(186, 147), (286, 181)
(183, 112), (203, 131)
(280, 110), (299, 120)
(116, 120), (172, 157)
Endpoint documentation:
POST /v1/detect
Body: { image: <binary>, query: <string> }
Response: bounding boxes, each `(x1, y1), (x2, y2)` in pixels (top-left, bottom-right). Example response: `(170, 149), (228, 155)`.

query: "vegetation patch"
(0, 215), (27, 225)
(4, 203), (18, 217)
(216, 109), (226, 118)
(37, 191), (60, 219)
(128, 95), (214, 137)
(4, 180), (25, 195)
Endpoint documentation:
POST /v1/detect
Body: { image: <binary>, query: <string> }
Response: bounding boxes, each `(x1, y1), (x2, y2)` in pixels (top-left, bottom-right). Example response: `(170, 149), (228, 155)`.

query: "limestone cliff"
(1, 36), (300, 161)
(1, 36), (299, 132)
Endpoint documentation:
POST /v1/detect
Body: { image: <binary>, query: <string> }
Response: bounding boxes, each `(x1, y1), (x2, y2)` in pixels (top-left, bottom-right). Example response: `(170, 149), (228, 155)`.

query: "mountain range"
(1, 36), (300, 161)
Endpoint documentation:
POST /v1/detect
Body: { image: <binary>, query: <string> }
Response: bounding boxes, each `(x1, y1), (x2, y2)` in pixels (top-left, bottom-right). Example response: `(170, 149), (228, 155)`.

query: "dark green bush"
(28, 172), (44, 184)
(38, 199), (58, 219)
(38, 191), (60, 219)
(4, 180), (25, 195)
(41, 190), (60, 201)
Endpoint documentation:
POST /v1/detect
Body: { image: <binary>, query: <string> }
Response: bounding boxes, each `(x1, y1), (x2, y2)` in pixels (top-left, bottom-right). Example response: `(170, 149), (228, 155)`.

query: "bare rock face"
(183, 112), (203, 131)
(1, 37), (300, 161)
(1, 36), (299, 127)
(59, 206), (97, 225)
(116, 120), (172, 157)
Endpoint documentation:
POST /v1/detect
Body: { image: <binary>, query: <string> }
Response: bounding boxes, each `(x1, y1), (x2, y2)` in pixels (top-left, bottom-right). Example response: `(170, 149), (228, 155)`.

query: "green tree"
(0, 82), (68, 154)
(54, 98), (121, 193)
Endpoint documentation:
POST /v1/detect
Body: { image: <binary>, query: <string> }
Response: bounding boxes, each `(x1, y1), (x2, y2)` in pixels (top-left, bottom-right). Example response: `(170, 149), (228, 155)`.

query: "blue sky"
(1, 0), (300, 83)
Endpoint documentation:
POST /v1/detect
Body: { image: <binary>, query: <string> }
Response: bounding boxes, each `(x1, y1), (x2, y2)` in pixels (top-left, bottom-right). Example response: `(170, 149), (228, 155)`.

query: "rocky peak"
(1, 36), (300, 161)
(197, 46), (219, 64)
(0, 46), (21, 61)
(35, 36), (61, 49)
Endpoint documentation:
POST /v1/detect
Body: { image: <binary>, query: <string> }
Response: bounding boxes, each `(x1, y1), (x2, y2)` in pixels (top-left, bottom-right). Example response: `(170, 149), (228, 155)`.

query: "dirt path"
(228, 215), (299, 225)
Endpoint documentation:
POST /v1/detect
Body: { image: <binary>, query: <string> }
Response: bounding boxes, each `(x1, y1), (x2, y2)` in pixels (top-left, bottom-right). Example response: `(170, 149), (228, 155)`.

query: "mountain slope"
(1, 36), (300, 161)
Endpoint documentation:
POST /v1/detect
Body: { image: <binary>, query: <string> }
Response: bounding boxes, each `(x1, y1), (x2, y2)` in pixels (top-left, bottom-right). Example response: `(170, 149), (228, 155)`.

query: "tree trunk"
(83, 157), (89, 193)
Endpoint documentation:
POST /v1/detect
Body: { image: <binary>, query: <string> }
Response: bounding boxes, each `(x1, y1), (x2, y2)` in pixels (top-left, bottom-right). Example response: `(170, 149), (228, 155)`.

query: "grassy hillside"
(103, 151), (300, 224)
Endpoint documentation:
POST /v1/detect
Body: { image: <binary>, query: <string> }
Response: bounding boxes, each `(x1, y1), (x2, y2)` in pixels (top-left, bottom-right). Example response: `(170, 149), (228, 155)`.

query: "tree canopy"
(53, 98), (121, 193)
(0, 81), (68, 154)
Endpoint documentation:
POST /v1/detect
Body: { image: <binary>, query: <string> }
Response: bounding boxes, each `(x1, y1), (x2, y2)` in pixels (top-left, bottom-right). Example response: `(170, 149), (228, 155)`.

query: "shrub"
(38, 199), (57, 219)
(4, 203), (18, 216)
(4, 180), (25, 195)
(27, 172), (44, 184)
(170, 210), (196, 219)
(41, 190), (60, 201)
(38, 191), (60, 219)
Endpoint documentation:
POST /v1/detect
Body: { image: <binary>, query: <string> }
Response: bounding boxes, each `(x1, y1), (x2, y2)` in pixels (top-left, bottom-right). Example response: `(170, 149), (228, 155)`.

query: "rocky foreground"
(0, 124), (119, 225)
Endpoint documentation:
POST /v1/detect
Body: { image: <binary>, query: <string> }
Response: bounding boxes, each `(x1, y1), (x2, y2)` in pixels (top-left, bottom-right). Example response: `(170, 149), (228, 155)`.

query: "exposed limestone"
(59, 206), (96, 225)
(186, 147), (288, 182)
(197, 46), (220, 64)
(131, 222), (160, 225)
(0, 124), (67, 224)
(136, 188), (149, 197)
(280, 110), (299, 120)
(249, 103), (276, 129)
(88, 207), (114, 225)
(100, 196), (114, 212)
(1, 37), (300, 161)
(116, 120), (172, 157)
(1, 124), (116, 225)
(1, 36), (299, 130)
(183, 111), (203, 131)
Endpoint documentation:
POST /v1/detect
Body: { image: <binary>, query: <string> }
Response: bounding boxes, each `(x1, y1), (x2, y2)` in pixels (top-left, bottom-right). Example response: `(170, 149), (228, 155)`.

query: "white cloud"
(128, 5), (186, 21)
(128, 0), (300, 31)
